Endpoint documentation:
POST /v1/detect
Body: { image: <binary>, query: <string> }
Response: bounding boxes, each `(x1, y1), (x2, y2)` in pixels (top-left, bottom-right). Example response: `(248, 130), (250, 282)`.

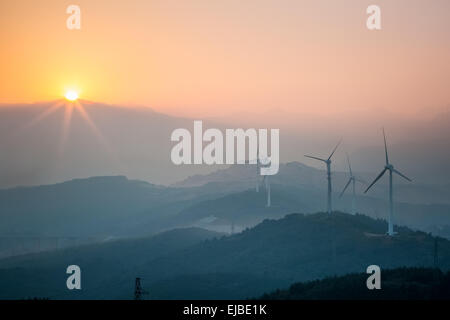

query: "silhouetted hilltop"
(177, 184), (450, 238)
(0, 175), (228, 240)
(260, 267), (450, 300)
(174, 161), (450, 206)
(137, 212), (450, 286)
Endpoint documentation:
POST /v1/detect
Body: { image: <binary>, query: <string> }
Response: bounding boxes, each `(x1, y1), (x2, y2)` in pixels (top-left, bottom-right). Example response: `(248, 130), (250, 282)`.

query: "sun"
(65, 90), (79, 101)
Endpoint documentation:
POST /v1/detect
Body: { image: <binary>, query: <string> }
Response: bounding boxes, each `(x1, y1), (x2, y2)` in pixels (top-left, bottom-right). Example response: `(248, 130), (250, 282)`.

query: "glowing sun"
(65, 90), (79, 101)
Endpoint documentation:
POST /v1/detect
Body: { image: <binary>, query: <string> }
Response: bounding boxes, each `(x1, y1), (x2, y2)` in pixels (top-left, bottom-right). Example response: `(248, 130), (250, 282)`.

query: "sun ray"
(17, 101), (64, 134)
(58, 101), (74, 155)
(7, 95), (125, 172)
(74, 100), (115, 155)
(73, 100), (125, 170)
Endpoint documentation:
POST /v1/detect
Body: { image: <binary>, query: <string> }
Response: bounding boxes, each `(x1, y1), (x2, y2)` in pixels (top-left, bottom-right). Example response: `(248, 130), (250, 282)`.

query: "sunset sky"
(1, 0), (449, 119)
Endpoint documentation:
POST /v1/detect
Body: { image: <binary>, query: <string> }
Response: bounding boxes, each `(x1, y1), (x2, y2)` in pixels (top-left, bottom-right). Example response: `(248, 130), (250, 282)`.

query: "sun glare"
(65, 90), (79, 101)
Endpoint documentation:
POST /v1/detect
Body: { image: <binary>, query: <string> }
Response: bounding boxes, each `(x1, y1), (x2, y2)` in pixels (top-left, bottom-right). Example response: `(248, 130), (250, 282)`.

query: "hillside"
(0, 227), (222, 299)
(132, 212), (450, 287)
(260, 267), (450, 300)
(175, 161), (450, 206)
(0, 175), (237, 258)
(178, 184), (450, 238)
(0, 176), (170, 236)
(1, 212), (449, 299)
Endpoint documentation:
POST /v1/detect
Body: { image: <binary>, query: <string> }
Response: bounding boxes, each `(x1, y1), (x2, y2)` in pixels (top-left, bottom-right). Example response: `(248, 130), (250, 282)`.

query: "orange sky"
(1, 0), (449, 119)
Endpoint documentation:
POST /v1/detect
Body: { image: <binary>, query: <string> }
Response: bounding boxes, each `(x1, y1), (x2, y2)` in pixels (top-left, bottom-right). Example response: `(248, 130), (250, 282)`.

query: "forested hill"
(260, 267), (450, 300)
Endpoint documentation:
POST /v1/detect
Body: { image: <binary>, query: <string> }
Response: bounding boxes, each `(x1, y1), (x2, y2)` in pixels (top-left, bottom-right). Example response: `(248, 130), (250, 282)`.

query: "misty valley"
(0, 161), (449, 300)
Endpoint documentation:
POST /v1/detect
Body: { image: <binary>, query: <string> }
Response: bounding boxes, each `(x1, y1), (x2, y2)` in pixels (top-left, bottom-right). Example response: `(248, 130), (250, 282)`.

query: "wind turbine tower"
(364, 129), (412, 236)
(305, 140), (341, 214)
(256, 152), (260, 193)
(339, 154), (365, 215)
(263, 175), (271, 207)
(256, 156), (271, 207)
(245, 146), (261, 192)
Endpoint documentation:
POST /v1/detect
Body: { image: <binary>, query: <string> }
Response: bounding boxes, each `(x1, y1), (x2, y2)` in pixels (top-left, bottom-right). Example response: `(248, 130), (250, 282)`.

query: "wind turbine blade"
(393, 168), (412, 182)
(328, 139), (342, 161)
(339, 178), (352, 198)
(383, 128), (389, 165)
(304, 155), (327, 162)
(364, 168), (387, 193)
(355, 177), (367, 185)
(346, 153), (352, 176)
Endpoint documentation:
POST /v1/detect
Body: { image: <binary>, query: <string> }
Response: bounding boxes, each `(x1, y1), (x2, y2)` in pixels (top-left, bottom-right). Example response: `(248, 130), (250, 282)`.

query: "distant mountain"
(0, 101), (224, 188)
(2, 172), (450, 260)
(171, 162), (450, 237)
(177, 182), (450, 238)
(175, 184), (321, 230)
(1, 212), (449, 299)
(0, 176), (185, 238)
(260, 267), (450, 300)
(0, 175), (234, 258)
(175, 162), (450, 206)
(175, 162), (353, 189)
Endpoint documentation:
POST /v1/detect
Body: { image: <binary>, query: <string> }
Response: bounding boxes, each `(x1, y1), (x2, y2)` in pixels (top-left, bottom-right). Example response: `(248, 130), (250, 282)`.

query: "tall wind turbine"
(252, 154), (271, 207)
(339, 154), (365, 215)
(305, 140), (341, 214)
(364, 129), (412, 236)
(245, 145), (261, 192)
(247, 156), (270, 205)
(256, 146), (261, 193)
(262, 175), (271, 207)
(260, 155), (271, 207)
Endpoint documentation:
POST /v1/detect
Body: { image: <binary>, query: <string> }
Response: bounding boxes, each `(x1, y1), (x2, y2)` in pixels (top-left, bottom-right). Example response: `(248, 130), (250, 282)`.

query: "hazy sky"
(1, 0), (449, 120)
(1, 1), (450, 188)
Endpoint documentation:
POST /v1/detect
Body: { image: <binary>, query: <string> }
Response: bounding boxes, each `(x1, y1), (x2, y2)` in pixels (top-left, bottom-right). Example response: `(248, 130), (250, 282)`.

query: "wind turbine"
(364, 128), (412, 236)
(245, 151), (261, 192)
(305, 140), (341, 214)
(262, 174), (271, 207)
(247, 154), (271, 206)
(259, 155), (272, 207)
(339, 154), (365, 215)
(256, 146), (261, 192)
